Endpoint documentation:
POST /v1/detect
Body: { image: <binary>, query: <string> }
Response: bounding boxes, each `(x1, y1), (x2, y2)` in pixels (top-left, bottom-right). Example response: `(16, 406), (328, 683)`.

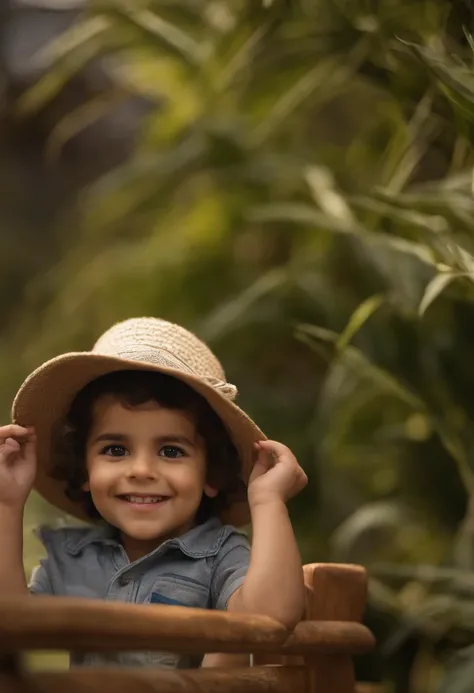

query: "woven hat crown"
(93, 318), (237, 400)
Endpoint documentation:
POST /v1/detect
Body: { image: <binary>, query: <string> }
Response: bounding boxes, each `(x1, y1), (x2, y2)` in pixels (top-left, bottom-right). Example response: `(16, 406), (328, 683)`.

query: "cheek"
(86, 459), (117, 493)
(169, 463), (206, 496)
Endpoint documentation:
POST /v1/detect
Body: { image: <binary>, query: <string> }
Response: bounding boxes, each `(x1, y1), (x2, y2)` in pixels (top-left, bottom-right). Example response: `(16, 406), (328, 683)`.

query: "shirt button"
(118, 575), (132, 586)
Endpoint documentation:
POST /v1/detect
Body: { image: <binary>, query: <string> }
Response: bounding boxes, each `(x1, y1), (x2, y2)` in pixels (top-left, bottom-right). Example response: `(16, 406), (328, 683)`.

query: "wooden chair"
(0, 563), (376, 693)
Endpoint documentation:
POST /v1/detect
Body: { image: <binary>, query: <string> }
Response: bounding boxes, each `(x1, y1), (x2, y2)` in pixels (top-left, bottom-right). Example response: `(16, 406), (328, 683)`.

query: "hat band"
(97, 346), (238, 401)
(201, 376), (238, 401)
(114, 347), (195, 374)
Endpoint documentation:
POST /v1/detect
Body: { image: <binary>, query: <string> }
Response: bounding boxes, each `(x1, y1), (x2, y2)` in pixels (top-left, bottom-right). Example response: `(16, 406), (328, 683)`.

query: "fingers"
(295, 466), (308, 490)
(254, 439), (308, 489)
(3, 438), (21, 454)
(256, 440), (294, 464)
(23, 431), (37, 465)
(0, 425), (31, 444)
(0, 425), (36, 464)
(248, 445), (273, 484)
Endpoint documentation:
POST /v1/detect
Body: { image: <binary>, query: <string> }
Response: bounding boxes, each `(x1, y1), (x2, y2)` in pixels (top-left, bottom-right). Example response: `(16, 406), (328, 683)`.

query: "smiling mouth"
(118, 495), (171, 505)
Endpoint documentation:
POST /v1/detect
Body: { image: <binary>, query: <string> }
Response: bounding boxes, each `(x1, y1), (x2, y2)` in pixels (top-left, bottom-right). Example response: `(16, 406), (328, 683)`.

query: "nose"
(127, 452), (158, 480)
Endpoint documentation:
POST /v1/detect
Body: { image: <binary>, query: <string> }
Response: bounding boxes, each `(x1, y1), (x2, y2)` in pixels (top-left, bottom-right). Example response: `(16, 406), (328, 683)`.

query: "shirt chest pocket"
(149, 575), (210, 610)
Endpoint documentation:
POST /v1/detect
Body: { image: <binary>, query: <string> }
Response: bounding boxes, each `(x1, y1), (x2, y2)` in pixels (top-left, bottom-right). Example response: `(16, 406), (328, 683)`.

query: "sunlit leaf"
(401, 39), (474, 120)
(351, 194), (449, 234)
(306, 165), (355, 222)
(419, 272), (460, 316)
(382, 91), (435, 194)
(337, 294), (384, 351)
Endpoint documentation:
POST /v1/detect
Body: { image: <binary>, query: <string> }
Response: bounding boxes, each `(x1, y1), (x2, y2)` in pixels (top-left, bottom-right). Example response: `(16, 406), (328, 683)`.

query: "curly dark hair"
(51, 370), (245, 523)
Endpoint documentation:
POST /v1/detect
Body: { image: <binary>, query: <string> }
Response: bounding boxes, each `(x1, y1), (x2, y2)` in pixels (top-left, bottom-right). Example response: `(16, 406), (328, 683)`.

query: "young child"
(0, 317), (307, 669)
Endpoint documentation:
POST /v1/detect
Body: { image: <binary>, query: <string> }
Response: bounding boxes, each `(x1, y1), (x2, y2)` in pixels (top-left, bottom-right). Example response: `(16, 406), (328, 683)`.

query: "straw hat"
(12, 317), (265, 527)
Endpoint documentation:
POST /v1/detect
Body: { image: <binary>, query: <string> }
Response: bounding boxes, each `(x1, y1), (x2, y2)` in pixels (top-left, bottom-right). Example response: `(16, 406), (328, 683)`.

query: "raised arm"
(0, 425), (37, 595)
(227, 440), (307, 630)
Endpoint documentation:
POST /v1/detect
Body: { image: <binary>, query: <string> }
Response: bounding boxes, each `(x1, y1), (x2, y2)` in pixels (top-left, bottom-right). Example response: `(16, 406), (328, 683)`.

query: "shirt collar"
(64, 516), (231, 559)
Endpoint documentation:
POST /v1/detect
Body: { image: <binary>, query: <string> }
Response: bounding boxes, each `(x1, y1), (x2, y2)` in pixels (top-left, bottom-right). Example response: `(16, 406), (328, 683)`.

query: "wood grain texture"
(281, 621), (375, 655)
(302, 563), (369, 693)
(0, 597), (374, 656)
(0, 596), (287, 653)
(304, 564), (368, 622)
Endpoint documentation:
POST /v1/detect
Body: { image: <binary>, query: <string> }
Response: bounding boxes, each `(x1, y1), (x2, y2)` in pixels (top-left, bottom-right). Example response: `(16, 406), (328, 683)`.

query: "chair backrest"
(0, 562), (375, 693)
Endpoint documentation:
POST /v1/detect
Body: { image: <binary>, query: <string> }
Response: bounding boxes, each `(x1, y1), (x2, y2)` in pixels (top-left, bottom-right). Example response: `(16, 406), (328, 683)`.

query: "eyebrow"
(92, 433), (196, 448)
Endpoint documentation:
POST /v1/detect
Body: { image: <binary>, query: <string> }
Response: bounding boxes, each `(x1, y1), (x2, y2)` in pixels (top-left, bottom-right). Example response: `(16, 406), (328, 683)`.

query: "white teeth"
(124, 495), (164, 504)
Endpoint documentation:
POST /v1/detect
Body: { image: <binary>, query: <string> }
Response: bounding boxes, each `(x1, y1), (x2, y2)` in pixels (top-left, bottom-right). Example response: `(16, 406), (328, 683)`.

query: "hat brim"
(12, 353), (265, 527)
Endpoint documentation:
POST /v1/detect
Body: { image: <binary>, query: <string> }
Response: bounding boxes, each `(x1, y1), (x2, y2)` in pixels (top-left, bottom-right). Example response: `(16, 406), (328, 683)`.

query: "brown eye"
(101, 445), (128, 457)
(160, 446), (185, 459)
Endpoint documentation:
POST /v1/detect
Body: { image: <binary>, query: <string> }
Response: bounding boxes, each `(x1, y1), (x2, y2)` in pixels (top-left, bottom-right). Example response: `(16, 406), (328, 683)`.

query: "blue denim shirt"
(28, 517), (250, 669)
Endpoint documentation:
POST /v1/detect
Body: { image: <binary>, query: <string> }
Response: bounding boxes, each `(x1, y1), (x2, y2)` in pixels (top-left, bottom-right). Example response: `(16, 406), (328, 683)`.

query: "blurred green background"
(4, 0), (474, 690)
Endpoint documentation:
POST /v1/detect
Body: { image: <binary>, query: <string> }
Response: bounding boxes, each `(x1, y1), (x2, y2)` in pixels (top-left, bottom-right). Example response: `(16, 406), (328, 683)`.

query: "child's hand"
(247, 440), (307, 508)
(0, 425), (37, 508)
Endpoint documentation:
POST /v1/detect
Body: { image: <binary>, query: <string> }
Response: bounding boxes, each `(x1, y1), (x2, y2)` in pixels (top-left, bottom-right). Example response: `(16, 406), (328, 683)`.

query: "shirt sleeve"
(28, 560), (54, 594)
(27, 525), (79, 596)
(211, 528), (251, 611)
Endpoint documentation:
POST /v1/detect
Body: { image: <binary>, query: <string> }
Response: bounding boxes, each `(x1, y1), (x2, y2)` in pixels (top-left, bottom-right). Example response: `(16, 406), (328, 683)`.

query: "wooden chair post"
(254, 562), (369, 693)
(302, 563), (368, 693)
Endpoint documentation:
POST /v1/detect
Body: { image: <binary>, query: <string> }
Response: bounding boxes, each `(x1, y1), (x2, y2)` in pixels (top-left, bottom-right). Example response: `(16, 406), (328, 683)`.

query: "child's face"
(83, 395), (217, 559)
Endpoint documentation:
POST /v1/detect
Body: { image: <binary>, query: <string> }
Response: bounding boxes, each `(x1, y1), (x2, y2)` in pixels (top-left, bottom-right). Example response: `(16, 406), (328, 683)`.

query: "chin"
(122, 522), (176, 539)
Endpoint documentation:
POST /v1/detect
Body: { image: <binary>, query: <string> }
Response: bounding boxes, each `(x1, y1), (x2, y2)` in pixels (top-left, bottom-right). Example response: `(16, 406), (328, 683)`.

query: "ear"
(204, 483), (219, 498)
(81, 480), (91, 492)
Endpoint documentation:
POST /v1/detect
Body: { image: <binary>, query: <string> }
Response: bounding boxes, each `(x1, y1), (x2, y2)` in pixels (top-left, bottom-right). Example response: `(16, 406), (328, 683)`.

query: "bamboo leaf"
(252, 58), (350, 144)
(16, 35), (110, 117)
(36, 15), (111, 65)
(110, 8), (208, 67)
(306, 165), (355, 222)
(251, 203), (437, 266)
(249, 202), (367, 233)
(298, 323), (426, 410)
(419, 272), (460, 316)
(201, 269), (288, 341)
(401, 39), (474, 120)
(300, 322), (474, 492)
(217, 25), (268, 91)
(45, 89), (128, 162)
(337, 295), (384, 351)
